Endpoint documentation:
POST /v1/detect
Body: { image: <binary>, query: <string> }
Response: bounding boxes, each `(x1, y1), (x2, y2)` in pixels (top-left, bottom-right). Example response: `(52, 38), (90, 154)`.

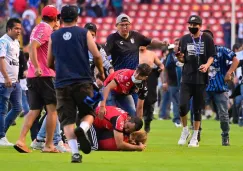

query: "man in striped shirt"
(203, 30), (239, 146)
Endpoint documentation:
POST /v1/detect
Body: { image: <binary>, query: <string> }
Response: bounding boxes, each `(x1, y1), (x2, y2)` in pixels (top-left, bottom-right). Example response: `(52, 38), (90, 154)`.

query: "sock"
(80, 121), (90, 133)
(68, 139), (79, 154)
(192, 130), (199, 140)
(183, 126), (188, 132)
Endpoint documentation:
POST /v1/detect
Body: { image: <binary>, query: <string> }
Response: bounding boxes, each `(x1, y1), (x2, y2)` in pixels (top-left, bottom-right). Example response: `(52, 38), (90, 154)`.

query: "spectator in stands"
(0, 15), (8, 37)
(0, 0), (8, 17)
(222, 18), (231, 49)
(28, 0), (40, 9)
(140, 0), (152, 4)
(77, 0), (85, 16)
(22, 14), (33, 47)
(13, 0), (27, 17)
(86, 0), (103, 17)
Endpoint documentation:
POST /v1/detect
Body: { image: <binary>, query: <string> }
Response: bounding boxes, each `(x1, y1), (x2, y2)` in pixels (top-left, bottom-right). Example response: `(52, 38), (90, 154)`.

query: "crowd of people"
(1, 2), (243, 164)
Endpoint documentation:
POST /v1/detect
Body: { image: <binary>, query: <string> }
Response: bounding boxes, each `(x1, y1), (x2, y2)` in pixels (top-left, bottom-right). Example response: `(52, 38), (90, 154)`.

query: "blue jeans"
(159, 90), (171, 118)
(37, 115), (62, 145)
(168, 86), (180, 124)
(108, 91), (136, 116)
(206, 92), (229, 136)
(21, 90), (29, 115)
(0, 83), (22, 138)
(235, 84), (243, 107)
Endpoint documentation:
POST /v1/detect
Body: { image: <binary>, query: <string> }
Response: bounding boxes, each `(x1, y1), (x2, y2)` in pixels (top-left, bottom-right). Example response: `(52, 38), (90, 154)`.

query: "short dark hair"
(6, 18), (21, 32)
(202, 29), (214, 38)
(136, 63), (152, 77)
(232, 43), (242, 52)
(130, 117), (143, 131)
(42, 16), (56, 23)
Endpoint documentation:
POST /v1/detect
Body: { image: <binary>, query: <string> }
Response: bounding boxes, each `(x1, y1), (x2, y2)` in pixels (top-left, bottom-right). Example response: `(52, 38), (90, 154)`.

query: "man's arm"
(47, 38), (55, 70)
(87, 31), (105, 80)
(199, 56), (214, 73)
(29, 40), (42, 76)
(98, 80), (118, 118)
(113, 130), (144, 151)
(225, 56), (239, 82)
(0, 57), (11, 87)
(150, 39), (168, 48)
(136, 99), (144, 118)
(153, 53), (164, 71)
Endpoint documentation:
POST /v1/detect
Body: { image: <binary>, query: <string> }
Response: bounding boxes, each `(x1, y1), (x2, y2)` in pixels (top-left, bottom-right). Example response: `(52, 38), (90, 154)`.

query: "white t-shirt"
(0, 34), (20, 83)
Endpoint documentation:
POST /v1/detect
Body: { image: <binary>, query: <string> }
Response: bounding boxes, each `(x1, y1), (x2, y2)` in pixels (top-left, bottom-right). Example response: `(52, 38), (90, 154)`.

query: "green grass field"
(0, 117), (242, 171)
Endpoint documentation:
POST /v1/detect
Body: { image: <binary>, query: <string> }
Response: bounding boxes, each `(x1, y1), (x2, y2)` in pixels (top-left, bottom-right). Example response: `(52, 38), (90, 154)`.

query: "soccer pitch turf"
(0, 117), (242, 171)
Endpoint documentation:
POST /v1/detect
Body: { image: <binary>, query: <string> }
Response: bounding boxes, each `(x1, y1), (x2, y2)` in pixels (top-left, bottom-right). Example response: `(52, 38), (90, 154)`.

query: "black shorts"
(56, 83), (95, 127)
(179, 83), (206, 114)
(27, 77), (56, 110)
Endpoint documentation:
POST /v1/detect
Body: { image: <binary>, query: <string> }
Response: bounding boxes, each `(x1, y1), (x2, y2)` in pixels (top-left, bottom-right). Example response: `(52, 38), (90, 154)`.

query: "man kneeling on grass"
(81, 106), (146, 151)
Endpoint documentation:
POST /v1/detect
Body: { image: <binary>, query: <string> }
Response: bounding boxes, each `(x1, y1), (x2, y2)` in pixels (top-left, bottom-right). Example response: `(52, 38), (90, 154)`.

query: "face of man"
(89, 30), (96, 39)
(134, 71), (148, 81)
(117, 21), (131, 37)
(174, 40), (180, 52)
(188, 23), (201, 35)
(53, 20), (60, 31)
(124, 121), (135, 133)
(8, 23), (21, 39)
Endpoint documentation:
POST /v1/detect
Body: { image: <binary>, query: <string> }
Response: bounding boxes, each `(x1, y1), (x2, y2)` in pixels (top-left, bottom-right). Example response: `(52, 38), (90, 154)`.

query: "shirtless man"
(139, 46), (164, 132)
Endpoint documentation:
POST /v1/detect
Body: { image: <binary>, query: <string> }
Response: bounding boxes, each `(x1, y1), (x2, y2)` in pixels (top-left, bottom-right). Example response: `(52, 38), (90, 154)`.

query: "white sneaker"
(0, 137), (14, 146)
(188, 138), (199, 147)
(55, 141), (71, 153)
(30, 139), (45, 150)
(175, 123), (182, 128)
(178, 129), (190, 145)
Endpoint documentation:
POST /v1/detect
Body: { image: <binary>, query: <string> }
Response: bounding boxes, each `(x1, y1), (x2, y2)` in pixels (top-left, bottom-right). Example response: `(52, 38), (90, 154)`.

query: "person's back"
(139, 47), (156, 67)
(51, 26), (92, 88)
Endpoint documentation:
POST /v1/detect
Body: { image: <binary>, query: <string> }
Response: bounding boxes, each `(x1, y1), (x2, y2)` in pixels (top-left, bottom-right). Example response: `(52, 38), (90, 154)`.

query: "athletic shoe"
(174, 123), (182, 128)
(188, 138), (199, 147)
(74, 127), (91, 154)
(0, 137), (14, 146)
(71, 153), (82, 163)
(178, 129), (190, 145)
(55, 141), (71, 153)
(30, 139), (45, 150)
(222, 137), (230, 146)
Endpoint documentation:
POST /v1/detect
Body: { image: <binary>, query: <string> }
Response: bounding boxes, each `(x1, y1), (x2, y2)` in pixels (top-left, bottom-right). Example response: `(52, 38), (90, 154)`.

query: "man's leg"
(213, 92), (230, 146)
(169, 86), (181, 126)
(116, 94), (136, 116)
(178, 83), (191, 145)
(188, 84), (206, 147)
(143, 99), (154, 133)
(5, 83), (22, 133)
(159, 90), (171, 119)
(0, 84), (13, 146)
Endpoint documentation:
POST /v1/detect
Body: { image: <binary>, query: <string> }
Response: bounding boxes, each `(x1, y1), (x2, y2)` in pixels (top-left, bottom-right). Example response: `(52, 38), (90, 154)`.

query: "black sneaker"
(222, 137), (230, 146)
(71, 153), (82, 163)
(74, 127), (91, 154)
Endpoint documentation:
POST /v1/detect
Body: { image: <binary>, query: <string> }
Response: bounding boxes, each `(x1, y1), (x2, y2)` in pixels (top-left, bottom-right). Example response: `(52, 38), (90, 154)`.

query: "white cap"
(116, 13), (131, 24)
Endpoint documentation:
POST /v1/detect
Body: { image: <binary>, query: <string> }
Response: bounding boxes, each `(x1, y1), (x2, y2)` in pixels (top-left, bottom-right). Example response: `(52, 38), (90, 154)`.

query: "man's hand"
(96, 78), (103, 88)
(224, 72), (233, 83)
(198, 64), (209, 73)
(4, 77), (12, 87)
(34, 68), (42, 77)
(175, 52), (184, 63)
(97, 72), (105, 81)
(109, 68), (114, 74)
(98, 106), (106, 119)
(162, 83), (168, 91)
(138, 142), (146, 151)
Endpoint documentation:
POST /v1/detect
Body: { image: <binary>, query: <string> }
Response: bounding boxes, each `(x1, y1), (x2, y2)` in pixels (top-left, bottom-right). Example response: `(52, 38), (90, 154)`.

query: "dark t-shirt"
(179, 33), (216, 84)
(104, 31), (151, 71)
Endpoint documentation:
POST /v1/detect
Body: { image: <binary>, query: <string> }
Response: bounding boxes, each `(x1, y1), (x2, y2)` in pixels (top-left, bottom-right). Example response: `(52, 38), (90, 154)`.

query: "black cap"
(61, 5), (79, 22)
(187, 15), (202, 24)
(84, 23), (97, 34)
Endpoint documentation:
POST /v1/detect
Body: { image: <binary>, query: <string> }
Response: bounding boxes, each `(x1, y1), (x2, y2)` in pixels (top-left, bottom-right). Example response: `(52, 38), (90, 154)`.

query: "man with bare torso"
(139, 46), (164, 132)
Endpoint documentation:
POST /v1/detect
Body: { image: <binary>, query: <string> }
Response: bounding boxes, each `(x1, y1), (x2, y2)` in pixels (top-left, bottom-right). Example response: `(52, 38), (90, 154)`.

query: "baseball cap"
(116, 13), (131, 25)
(187, 15), (202, 24)
(61, 5), (79, 22)
(84, 23), (97, 34)
(42, 5), (59, 18)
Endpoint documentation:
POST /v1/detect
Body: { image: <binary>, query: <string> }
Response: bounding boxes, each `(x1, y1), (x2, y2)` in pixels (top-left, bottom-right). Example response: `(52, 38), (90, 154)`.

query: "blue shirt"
(51, 26), (93, 88)
(206, 45), (236, 92)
